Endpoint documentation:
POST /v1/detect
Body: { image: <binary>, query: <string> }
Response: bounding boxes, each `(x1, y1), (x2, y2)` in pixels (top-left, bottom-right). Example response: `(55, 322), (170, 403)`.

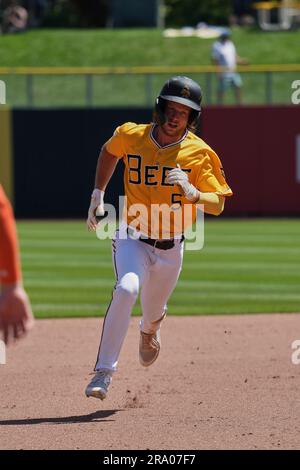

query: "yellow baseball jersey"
(105, 122), (232, 238)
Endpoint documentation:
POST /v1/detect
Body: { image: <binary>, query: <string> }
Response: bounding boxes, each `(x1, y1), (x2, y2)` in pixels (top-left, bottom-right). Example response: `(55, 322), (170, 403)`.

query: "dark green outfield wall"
(12, 108), (152, 218)
(9, 106), (300, 218)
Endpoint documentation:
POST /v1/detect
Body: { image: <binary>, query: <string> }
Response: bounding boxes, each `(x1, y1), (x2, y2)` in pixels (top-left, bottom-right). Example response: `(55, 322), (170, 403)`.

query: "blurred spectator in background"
(211, 29), (249, 105)
(0, 185), (34, 344)
(1, 0), (28, 33)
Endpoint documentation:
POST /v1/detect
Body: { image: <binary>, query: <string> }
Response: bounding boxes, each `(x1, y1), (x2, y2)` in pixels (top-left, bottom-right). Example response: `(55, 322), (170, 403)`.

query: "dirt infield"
(0, 314), (300, 450)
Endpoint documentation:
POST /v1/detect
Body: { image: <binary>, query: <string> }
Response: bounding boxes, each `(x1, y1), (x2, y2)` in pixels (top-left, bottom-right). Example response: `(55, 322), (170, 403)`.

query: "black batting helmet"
(155, 76), (202, 127)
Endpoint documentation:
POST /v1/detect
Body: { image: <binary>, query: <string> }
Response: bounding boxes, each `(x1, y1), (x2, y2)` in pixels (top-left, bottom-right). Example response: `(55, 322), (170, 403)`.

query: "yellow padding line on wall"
(0, 106), (13, 204)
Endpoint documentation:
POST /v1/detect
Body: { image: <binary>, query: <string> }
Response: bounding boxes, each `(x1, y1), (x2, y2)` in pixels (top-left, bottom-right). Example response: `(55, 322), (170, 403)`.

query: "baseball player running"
(85, 76), (232, 400)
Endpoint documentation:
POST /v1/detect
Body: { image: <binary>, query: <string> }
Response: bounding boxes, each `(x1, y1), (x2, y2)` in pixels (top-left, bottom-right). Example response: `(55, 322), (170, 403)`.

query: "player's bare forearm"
(197, 193), (225, 216)
(94, 146), (119, 191)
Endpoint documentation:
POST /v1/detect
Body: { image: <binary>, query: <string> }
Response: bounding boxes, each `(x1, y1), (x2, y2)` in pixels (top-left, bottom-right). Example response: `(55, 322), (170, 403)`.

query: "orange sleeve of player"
(0, 185), (22, 285)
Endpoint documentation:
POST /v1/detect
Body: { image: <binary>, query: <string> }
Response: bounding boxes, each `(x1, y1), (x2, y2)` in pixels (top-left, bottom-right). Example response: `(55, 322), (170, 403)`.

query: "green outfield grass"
(0, 28), (299, 67)
(0, 28), (299, 106)
(17, 219), (300, 318)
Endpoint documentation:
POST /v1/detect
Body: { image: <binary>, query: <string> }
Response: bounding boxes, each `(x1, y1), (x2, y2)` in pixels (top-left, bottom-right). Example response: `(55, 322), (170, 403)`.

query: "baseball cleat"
(85, 371), (112, 400)
(139, 330), (161, 367)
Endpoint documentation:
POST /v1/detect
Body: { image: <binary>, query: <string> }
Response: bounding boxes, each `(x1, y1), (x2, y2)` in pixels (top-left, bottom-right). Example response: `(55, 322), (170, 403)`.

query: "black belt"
(127, 228), (184, 250)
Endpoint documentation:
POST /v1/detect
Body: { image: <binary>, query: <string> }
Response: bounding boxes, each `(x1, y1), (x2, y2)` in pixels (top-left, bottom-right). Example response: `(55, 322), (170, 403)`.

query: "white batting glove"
(87, 188), (105, 231)
(166, 167), (199, 202)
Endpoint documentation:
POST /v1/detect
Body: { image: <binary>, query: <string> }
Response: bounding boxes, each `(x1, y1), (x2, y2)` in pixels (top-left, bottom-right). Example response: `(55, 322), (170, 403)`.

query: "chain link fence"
(0, 65), (299, 107)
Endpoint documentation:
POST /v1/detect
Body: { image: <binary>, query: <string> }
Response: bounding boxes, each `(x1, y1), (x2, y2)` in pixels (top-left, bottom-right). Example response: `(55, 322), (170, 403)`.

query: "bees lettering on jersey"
(127, 155), (191, 186)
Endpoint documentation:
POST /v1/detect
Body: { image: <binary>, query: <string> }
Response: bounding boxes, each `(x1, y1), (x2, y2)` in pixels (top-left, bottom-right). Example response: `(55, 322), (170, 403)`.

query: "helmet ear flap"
(188, 109), (200, 126)
(155, 96), (167, 126)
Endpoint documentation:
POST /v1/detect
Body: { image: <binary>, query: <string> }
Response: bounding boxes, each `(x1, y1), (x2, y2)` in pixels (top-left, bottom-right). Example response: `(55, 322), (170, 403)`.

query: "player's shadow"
(0, 409), (121, 426)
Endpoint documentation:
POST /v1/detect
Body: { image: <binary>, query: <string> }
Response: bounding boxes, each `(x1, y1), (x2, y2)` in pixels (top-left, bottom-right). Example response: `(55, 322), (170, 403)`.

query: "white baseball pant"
(94, 226), (184, 372)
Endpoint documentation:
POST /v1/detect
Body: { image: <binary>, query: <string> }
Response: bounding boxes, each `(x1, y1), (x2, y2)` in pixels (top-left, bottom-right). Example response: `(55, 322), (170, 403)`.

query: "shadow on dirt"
(0, 409), (122, 426)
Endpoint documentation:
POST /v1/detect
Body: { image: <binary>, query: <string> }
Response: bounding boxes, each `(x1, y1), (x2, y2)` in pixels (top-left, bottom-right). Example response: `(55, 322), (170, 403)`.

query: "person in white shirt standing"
(211, 30), (249, 105)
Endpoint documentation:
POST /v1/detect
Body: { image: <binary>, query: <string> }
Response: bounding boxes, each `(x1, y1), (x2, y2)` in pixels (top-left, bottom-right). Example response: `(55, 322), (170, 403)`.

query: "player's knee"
(116, 273), (139, 304)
